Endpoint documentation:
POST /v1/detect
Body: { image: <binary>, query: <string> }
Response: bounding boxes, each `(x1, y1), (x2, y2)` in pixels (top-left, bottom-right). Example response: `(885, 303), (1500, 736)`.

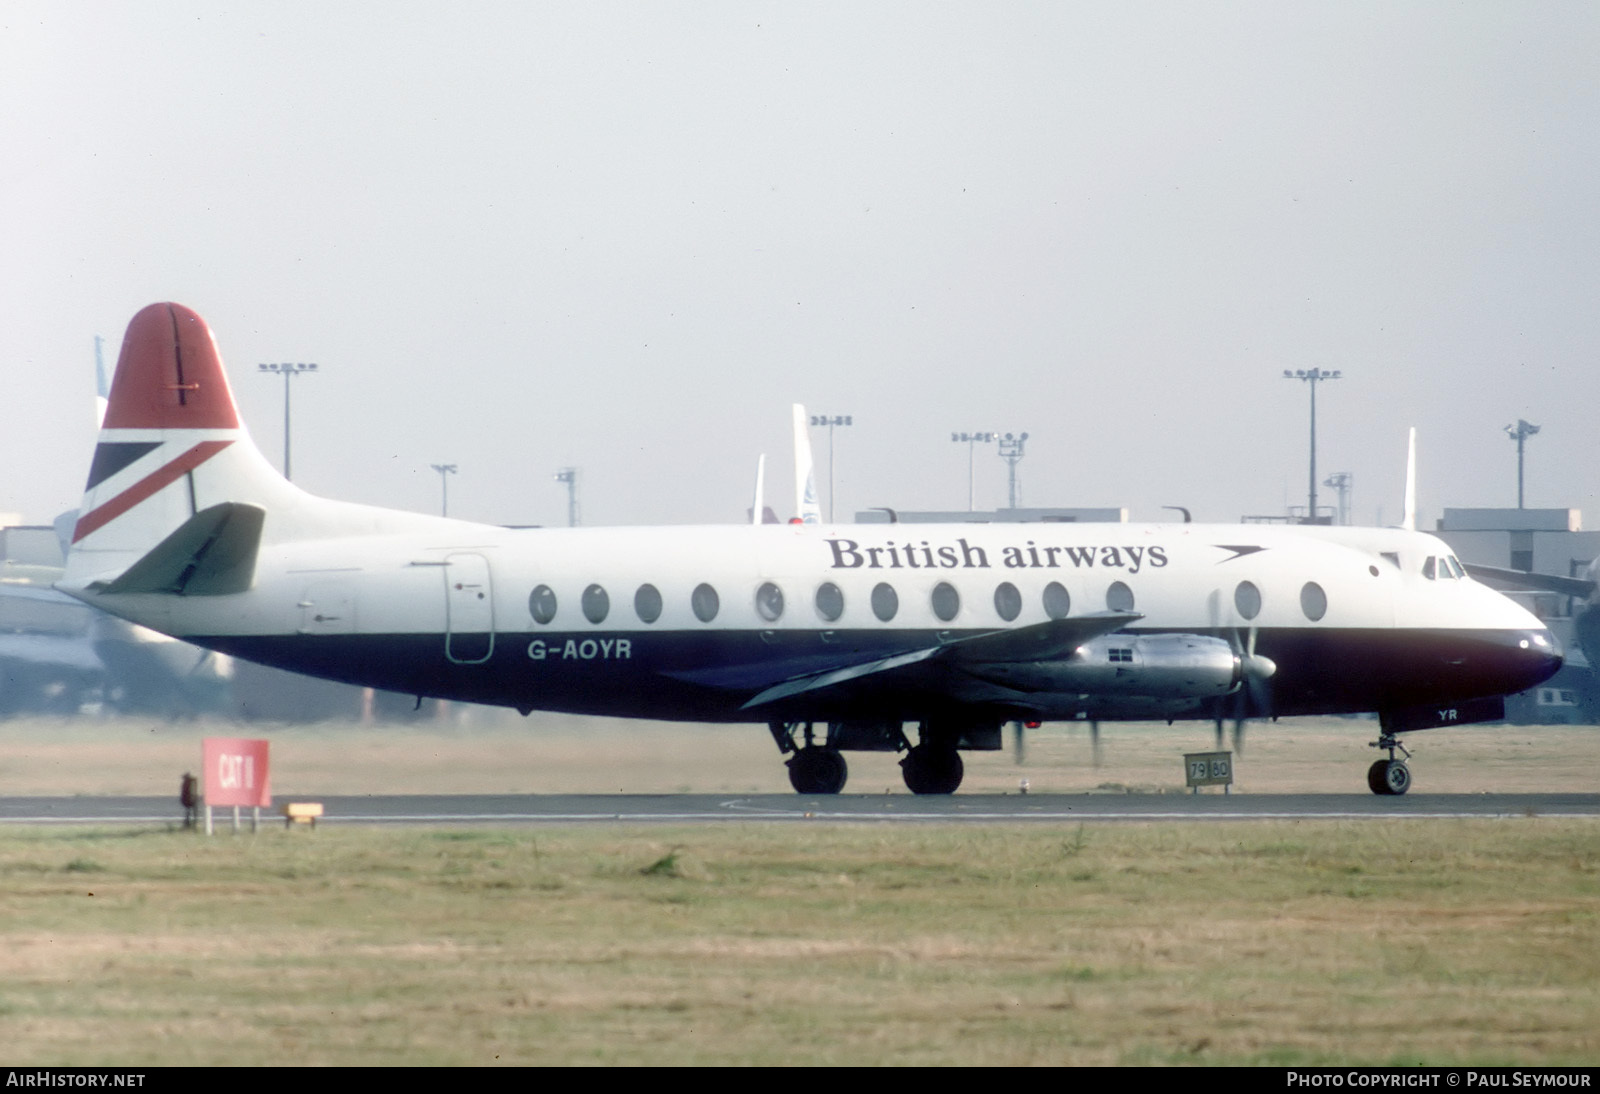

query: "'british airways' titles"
(827, 538), (1169, 573)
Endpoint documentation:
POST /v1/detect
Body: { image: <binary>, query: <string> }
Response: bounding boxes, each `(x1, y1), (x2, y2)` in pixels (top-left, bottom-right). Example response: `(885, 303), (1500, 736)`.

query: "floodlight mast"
(809, 413), (852, 522)
(997, 432), (1029, 510)
(257, 362), (319, 480)
(950, 431), (995, 511)
(554, 468), (578, 527)
(1505, 420), (1540, 509)
(430, 463), (457, 517)
(1283, 368), (1340, 524)
(1323, 472), (1352, 526)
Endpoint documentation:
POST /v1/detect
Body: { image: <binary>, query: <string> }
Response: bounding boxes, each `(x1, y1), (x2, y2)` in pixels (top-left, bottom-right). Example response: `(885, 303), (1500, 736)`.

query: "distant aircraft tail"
(792, 403), (822, 524)
(1401, 427), (1417, 532)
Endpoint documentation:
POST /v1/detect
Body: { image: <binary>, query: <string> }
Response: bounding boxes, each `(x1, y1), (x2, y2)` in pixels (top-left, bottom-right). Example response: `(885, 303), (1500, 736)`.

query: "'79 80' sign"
(1184, 751), (1233, 789)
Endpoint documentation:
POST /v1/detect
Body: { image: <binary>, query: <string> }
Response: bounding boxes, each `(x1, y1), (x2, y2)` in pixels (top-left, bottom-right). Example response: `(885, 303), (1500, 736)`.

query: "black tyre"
(787, 746), (848, 795)
(1368, 758), (1412, 796)
(901, 745), (964, 795)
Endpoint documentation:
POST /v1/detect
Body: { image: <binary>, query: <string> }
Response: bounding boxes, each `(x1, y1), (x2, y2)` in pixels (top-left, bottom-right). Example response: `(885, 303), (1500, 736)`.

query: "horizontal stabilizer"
(741, 612), (1141, 711)
(99, 503), (265, 596)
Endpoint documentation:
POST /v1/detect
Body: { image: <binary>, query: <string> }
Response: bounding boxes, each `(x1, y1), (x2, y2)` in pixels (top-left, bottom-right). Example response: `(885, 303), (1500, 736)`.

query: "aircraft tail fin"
(64, 303), (294, 589)
(1401, 427), (1417, 532)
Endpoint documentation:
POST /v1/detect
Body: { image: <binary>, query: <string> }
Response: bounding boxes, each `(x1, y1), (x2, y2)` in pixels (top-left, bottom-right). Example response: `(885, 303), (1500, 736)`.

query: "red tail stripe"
(73, 440), (235, 543)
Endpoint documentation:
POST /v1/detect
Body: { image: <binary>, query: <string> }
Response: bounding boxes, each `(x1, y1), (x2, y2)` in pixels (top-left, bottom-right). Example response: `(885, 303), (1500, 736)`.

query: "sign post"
(201, 738), (271, 834)
(1184, 750), (1233, 794)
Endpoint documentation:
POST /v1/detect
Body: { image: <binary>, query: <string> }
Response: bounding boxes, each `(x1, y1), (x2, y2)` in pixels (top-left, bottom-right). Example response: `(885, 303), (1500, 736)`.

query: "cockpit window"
(1446, 555), (1466, 579)
(1422, 556), (1436, 580)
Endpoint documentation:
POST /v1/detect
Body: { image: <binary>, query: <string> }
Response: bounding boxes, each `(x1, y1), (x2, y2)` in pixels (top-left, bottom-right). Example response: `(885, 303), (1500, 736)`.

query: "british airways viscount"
(59, 304), (1562, 795)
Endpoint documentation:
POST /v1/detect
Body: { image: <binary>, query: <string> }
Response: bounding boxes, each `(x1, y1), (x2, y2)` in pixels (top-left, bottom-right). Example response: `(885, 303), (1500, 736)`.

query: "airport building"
(1434, 508), (1599, 723)
(855, 507), (1128, 524)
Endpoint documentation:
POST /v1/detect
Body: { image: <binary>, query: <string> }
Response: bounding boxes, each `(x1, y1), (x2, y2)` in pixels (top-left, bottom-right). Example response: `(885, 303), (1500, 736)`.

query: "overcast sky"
(3, 2), (1597, 533)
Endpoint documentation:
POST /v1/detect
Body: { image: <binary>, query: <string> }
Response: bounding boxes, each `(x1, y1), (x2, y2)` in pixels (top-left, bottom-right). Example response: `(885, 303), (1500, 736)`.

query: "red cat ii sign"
(201, 738), (271, 808)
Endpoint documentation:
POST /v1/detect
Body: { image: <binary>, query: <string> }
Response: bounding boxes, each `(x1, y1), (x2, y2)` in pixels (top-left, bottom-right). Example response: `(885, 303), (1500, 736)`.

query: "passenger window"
(931, 582), (960, 622)
(815, 582), (844, 622)
(1042, 581), (1071, 620)
(1234, 580), (1261, 620)
(756, 581), (784, 622)
(634, 584), (662, 624)
(528, 585), (557, 625)
(581, 584), (610, 624)
(691, 583), (720, 623)
(1106, 581), (1135, 612)
(993, 582), (1022, 622)
(871, 582), (899, 622)
(1300, 581), (1327, 622)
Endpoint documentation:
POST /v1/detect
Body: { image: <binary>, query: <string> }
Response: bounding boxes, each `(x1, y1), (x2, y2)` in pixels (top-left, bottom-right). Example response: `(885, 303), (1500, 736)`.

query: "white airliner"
(59, 304), (1562, 796)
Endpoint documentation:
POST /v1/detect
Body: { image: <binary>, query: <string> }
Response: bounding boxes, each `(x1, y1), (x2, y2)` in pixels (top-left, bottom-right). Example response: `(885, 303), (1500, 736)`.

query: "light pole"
(430, 463), (457, 517)
(997, 432), (1029, 510)
(555, 468), (578, 527)
(1283, 368), (1340, 525)
(951, 432), (995, 510)
(1505, 420), (1540, 509)
(809, 414), (852, 523)
(258, 362), (319, 480)
(1323, 472), (1352, 526)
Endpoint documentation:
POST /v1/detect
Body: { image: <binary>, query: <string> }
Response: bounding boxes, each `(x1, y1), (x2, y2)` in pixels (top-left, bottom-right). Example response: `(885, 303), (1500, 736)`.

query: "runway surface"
(3, 792), (1598, 825)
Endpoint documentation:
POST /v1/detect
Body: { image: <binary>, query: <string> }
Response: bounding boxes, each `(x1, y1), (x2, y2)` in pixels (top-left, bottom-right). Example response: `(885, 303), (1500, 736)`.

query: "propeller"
(1226, 626), (1277, 754)
(1205, 586), (1278, 753)
(1207, 589), (1272, 751)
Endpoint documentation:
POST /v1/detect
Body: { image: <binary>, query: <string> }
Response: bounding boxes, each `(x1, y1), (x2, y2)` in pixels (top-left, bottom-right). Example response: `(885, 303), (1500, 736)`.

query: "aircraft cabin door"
(444, 553), (495, 664)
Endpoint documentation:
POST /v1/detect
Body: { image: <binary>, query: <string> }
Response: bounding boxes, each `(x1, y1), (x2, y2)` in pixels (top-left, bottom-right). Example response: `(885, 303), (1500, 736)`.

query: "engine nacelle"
(960, 632), (1242, 718)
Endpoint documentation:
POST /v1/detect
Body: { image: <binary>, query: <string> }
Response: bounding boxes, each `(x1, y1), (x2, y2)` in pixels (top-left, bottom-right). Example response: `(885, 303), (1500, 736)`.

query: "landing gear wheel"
(901, 745), (964, 795)
(1367, 758), (1411, 796)
(788, 746), (848, 795)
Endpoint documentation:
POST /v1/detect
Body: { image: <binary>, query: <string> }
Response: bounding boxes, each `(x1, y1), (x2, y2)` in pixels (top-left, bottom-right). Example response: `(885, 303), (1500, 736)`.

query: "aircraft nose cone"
(1514, 628), (1564, 691)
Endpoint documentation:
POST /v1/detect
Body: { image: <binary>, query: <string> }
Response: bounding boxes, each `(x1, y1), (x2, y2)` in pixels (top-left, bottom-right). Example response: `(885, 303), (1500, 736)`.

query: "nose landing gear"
(1367, 731), (1413, 796)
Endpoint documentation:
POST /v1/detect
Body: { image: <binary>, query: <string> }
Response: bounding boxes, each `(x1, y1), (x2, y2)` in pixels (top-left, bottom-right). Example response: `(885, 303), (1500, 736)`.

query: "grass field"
(0, 819), (1596, 1065)
(1, 710), (1597, 796)
(0, 713), (1596, 1065)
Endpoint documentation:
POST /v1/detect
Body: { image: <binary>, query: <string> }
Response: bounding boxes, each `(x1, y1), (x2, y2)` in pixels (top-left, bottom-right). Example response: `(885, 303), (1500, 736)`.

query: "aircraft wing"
(1463, 563), (1596, 600)
(738, 612), (1141, 712)
(0, 582), (83, 607)
(0, 632), (103, 672)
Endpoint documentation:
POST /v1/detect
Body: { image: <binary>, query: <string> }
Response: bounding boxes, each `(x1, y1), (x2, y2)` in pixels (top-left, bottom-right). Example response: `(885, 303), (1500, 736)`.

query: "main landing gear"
(787, 745), (848, 795)
(768, 719), (987, 796)
(1367, 730), (1413, 796)
(900, 744), (963, 796)
(770, 721), (852, 795)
